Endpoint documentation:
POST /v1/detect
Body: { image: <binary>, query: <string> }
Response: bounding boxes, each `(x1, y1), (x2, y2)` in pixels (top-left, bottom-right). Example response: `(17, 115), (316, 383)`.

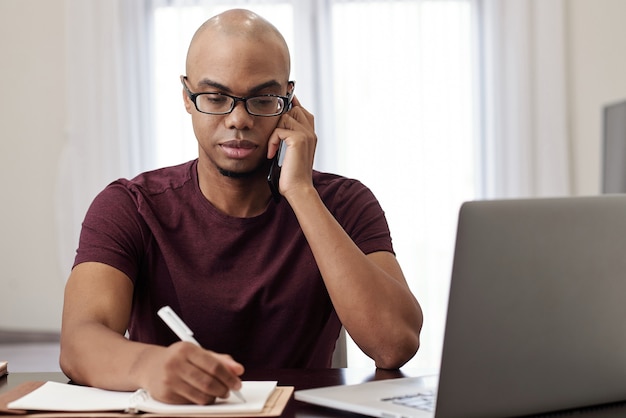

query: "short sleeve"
(73, 181), (149, 282)
(322, 177), (394, 255)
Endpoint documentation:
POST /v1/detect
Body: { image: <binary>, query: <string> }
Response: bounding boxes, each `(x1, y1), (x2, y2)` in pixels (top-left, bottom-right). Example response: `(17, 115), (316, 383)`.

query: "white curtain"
(479, 0), (571, 198)
(327, 0), (477, 371)
(56, 0), (156, 278)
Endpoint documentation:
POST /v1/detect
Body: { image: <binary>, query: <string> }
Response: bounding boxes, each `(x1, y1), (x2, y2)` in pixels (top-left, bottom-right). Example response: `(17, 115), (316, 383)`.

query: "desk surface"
(0, 368), (423, 417)
(6, 369), (626, 417)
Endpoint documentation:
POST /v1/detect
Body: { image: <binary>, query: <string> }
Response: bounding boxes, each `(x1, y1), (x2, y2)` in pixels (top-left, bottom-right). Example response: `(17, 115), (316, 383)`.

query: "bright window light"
(330, 0), (477, 370)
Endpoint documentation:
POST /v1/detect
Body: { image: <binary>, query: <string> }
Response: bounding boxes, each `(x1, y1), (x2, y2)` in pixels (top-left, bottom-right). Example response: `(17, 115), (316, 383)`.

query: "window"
(153, 0), (479, 370)
(330, 1), (478, 369)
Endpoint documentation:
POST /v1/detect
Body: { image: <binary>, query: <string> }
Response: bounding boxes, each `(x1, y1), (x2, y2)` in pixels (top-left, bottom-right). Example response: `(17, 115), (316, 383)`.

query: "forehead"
(186, 31), (290, 91)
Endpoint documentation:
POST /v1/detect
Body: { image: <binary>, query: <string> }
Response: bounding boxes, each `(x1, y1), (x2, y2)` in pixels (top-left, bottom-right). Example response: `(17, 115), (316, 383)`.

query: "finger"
(166, 360), (230, 404)
(188, 350), (244, 392)
(151, 355), (219, 405)
(266, 129), (283, 159)
(291, 95), (302, 108)
(160, 344), (237, 403)
(266, 115), (293, 159)
(186, 367), (231, 400)
(206, 353), (244, 392)
(287, 97), (314, 129)
(171, 379), (218, 405)
(213, 353), (245, 381)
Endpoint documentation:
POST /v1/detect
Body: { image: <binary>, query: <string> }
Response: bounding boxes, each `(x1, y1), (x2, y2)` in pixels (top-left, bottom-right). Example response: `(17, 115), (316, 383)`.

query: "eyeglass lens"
(195, 94), (286, 116)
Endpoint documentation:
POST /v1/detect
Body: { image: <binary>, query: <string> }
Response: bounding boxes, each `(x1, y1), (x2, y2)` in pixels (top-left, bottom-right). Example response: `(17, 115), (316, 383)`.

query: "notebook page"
(8, 381), (130, 411)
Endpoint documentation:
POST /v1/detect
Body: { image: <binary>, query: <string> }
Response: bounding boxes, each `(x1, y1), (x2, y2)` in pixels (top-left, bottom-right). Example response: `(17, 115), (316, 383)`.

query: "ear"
(287, 80), (295, 96)
(180, 75), (195, 115)
(183, 88), (194, 115)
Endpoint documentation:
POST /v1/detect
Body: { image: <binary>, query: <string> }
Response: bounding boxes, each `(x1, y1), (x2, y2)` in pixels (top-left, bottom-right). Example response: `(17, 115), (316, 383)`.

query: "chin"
(218, 167), (255, 179)
(217, 159), (270, 179)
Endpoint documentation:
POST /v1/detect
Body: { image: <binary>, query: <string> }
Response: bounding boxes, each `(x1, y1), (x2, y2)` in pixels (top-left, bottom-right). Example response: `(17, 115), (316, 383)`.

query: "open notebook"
(7, 380), (280, 415)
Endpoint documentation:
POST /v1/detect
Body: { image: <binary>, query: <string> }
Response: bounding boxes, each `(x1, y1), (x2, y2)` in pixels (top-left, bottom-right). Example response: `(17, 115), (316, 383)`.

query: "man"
(60, 8), (423, 405)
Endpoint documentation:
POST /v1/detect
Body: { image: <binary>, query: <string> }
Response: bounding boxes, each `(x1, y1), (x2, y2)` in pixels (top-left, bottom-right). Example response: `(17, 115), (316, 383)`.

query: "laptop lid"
(435, 195), (626, 417)
(295, 195), (626, 418)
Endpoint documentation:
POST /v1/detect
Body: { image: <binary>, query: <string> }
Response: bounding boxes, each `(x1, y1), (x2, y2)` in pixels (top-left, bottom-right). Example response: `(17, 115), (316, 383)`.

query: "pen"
(157, 305), (246, 403)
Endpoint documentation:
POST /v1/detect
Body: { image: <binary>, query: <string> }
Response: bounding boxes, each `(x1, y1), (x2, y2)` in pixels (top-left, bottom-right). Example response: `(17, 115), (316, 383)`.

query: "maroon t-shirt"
(74, 159), (394, 368)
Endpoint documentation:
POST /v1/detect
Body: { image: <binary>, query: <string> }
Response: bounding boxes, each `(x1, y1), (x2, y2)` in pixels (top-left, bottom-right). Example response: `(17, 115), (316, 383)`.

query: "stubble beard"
(217, 159), (270, 179)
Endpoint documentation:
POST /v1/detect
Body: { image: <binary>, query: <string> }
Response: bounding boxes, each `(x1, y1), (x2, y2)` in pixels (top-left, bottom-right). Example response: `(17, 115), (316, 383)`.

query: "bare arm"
(289, 188), (422, 368)
(60, 262), (244, 404)
(269, 98), (423, 369)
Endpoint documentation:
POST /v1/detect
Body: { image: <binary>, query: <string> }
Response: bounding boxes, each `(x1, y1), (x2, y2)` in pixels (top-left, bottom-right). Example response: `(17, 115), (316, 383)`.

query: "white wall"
(567, 0), (626, 194)
(1, 0), (626, 332)
(0, 0), (67, 330)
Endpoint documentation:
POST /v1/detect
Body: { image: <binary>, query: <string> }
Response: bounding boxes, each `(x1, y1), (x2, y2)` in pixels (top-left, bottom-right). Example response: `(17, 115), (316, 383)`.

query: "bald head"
(185, 9), (291, 78)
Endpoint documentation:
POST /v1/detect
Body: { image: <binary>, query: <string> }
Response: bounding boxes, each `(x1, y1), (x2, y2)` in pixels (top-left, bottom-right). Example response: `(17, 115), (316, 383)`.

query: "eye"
(251, 96), (279, 108)
(203, 94), (229, 105)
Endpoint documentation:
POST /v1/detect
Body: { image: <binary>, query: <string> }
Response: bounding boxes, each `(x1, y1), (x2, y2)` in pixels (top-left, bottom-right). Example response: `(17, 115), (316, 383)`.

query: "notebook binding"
(125, 388), (149, 414)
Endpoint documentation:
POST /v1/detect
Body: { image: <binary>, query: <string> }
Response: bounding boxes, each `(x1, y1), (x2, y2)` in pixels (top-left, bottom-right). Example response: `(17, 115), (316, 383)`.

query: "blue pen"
(157, 306), (246, 403)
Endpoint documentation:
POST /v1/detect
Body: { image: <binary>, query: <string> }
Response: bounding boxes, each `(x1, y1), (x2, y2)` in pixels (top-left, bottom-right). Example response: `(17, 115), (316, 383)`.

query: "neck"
(197, 160), (273, 218)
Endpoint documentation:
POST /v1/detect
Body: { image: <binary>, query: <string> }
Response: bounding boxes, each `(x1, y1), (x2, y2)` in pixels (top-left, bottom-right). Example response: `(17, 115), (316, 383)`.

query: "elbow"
(59, 342), (76, 382)
(59, 335), (85, 385)
(374, 307), (423, 369)
(376, 304), (423, 369)
(374, 333), (421, 370)
(375, 311), (423, 369)
(59, 359), (74, 382)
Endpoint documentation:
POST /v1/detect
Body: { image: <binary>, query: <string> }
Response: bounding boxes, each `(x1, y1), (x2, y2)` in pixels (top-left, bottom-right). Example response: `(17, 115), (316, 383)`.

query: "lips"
(219, 139), (258, 159)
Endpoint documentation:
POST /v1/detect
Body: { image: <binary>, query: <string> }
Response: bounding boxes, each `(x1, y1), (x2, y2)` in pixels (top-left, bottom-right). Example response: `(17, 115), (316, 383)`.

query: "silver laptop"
(296, 195), (626, 417)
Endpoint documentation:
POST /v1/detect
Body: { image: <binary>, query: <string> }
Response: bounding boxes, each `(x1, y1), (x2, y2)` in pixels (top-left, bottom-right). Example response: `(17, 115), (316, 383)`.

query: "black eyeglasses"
(181, 76), (294, 117)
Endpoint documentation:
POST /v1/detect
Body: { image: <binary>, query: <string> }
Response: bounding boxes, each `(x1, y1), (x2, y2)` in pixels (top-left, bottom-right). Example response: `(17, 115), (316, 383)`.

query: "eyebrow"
(196, 78), (283, 95)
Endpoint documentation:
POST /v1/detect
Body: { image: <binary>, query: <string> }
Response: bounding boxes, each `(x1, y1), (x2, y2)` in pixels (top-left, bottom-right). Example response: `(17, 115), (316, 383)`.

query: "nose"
(224, 100), (253, 130)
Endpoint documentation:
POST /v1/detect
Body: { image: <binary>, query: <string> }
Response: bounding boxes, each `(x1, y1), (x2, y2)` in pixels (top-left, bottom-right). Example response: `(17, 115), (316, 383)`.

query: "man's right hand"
(138, 342), (245, 405)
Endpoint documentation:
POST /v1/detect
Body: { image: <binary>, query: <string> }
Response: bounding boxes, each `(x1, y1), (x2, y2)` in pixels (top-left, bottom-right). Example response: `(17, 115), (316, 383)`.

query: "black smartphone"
(267, 140), (287, 202)
(267, 92), (294, 202)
